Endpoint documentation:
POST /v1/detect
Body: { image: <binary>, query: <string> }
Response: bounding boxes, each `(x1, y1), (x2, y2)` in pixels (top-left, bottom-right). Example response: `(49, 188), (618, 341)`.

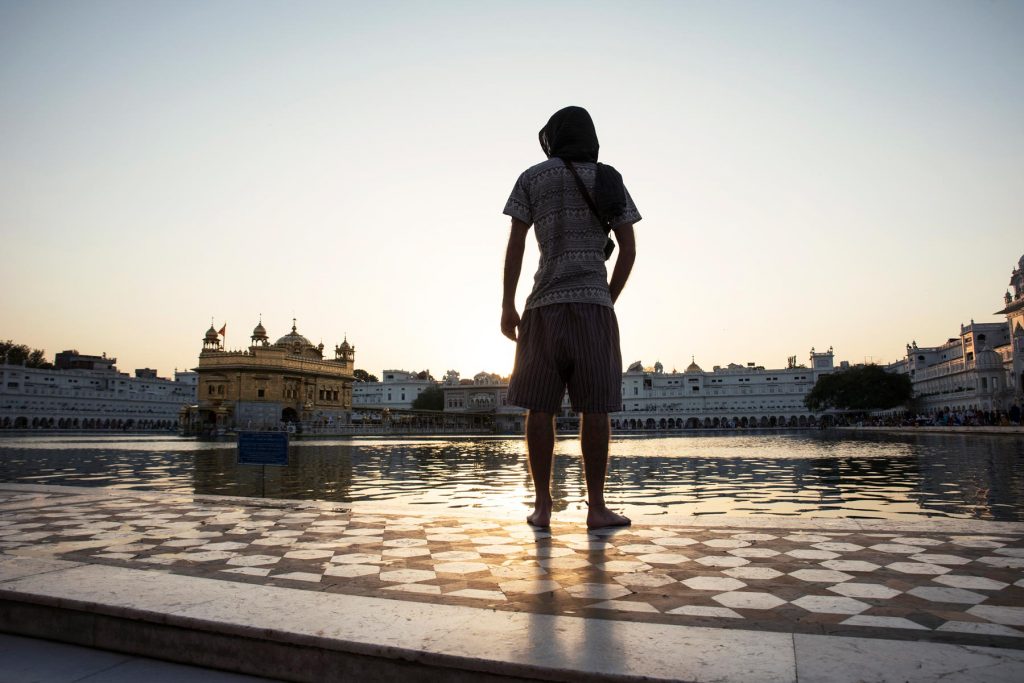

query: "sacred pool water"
(0, 432), (1021, 521)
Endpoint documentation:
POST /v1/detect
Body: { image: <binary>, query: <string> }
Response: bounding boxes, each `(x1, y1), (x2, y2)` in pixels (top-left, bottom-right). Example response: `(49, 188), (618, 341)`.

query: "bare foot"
(527, 501), (552, 528)
(587, 507), (631, 530)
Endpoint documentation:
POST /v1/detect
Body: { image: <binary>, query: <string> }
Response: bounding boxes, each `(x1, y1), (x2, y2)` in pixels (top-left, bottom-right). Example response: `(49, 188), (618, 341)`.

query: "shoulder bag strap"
(562, 159), (610, 230)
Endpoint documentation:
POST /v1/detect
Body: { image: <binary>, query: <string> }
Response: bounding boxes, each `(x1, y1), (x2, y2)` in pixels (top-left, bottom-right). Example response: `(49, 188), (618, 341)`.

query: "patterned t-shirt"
(503, 158), (641, 311)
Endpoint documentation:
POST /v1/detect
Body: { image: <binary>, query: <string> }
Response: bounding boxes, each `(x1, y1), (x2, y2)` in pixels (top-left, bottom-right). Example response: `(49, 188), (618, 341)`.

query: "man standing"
(500, 106), (640, 529)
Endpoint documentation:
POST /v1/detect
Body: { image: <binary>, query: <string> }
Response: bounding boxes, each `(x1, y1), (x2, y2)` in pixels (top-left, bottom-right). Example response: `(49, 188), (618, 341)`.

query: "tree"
(804, 364), (912, 412)
(412, 385), (444, 411)
(0, 340), (53, 369)
(353, 369), (379, 383)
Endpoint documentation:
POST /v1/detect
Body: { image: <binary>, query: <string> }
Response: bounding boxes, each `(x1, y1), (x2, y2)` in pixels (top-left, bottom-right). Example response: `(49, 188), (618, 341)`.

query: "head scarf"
(539, 106), (627, 225)
(539, 106), (600, 162)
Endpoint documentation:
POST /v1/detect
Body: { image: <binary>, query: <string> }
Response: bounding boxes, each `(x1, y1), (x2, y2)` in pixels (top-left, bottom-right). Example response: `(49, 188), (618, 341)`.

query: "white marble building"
(0, 351), (197, 430)
(441, 350), (839, 432)
(352, 369), (437, 410)
(887, 254), (1024, 414)
(611, 349), (837, 430)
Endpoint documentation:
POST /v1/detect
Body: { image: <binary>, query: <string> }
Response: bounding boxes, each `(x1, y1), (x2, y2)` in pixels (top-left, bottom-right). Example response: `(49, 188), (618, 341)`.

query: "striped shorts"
(507, 303), (623, 414)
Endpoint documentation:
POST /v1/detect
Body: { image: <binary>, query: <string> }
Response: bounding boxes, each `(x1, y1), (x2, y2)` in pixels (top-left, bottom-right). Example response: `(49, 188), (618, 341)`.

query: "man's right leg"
(526, 410), (555, 527)
(580, 413), (630, 529)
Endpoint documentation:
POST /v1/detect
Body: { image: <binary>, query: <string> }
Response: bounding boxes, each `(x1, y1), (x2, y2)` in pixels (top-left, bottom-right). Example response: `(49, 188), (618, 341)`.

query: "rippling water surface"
(0, 432), (1021, 520)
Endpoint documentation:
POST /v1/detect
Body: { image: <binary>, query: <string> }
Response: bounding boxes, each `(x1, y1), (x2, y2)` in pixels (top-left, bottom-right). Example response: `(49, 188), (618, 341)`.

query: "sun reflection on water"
(0, 432), (1021, 521)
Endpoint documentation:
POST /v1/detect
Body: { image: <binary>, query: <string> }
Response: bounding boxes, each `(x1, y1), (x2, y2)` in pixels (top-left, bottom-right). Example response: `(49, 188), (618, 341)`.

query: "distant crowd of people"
(837, 404), (1022, 428)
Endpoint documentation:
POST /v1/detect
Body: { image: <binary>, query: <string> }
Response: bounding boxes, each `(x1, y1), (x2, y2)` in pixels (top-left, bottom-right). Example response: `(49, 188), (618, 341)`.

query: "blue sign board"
(237, 431), (289, 466)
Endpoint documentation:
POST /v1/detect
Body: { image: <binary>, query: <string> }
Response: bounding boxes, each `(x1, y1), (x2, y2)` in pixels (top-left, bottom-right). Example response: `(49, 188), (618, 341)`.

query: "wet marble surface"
(1, 484), (1022, 652)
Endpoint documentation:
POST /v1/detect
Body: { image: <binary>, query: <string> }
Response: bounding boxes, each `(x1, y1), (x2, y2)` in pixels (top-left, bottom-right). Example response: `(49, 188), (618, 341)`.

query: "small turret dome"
(204, 325), (219, 342)
(684, 356), (703, 373)
(975, 346), (1002, 369)
(252, 322), (267, 339)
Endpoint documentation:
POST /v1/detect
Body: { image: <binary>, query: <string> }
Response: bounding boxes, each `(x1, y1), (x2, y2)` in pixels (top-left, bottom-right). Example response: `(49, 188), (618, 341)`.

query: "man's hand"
(501, 218), (529, 341)
(501, 305), (520, 341)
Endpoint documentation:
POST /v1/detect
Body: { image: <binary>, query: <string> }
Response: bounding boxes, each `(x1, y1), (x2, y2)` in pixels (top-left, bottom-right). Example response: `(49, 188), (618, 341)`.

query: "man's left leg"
(580, 412), (630, 529)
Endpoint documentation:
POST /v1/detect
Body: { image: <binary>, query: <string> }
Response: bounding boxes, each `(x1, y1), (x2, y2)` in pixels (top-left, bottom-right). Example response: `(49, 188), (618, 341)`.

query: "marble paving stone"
(528, 546), (575, 558)
(476, 544), (523, 555)
(426, 533), (470, 542)
(536, 556), (590, 570)
(489, 565), (547, 579)
(786, 548), (839, 560)
(652, 536), (698, 547)
(565, 583), (631, 600)
(993, 547), (1024, 558)
(324, 563), (379, 578)
(382, 538), (428, 548)
(933, 574), (1008, 591)
(695, 555), (749, 568)
(869, 543), (926, 554)
(783, 534), (830, 543)
(382, 583), (441, 595)
(731, 533), (777, 541)
(343, 528), (384, 536)
(225, 555), (281, 567)
(729, 547), (780, 558)
(723, 567), (784, 580)
(381, 546), (431, 558)
(840, 615), (928, 630)
(183, 550), (239, 562)
(909, 553), (970, 565)
(433, 550), (481, 561)
(617, 543), (665, 554)
(434, 561), (490, 575)
(891, 537), (944, 546)
(200, 541), (249, 551)
(887, 561), (951, 575)
(682, 576), (747, 591)
(250, 537), (296, 547)
(907, 586), (986, 604)
(596, 560), (652, 572)
(221, 567), (271, 577)
(446, 588), (505, 601)
(613, 573), (676, 589)
(812, 542), (864, 552)
(498, 579), (561, 594)
(473, 535), (518, 545)
(636, 552), (690, 565)
(977, 555), (1024, 568)
(712, 591), (787, 610)
(820, 559), (880, 572)
(828, 582), (901, 599)
(791, 595), (869, 615)
(789, 568), (853, 583)
(270, 571), (323, 583)
(379, 568), (436, 583)
(283, 549), (334, 560)
(667, 604), (743, 618)
(702, 538), (750, 548)
(589, 599), (659, 613)
(937, 621), (1024, 637)
(951, 537), (1006, 548)
(967, 604), (1024, 626)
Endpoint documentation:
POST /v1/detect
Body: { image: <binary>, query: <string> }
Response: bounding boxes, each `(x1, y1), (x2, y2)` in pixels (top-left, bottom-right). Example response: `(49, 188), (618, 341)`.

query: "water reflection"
(0, 433), (1021, 520)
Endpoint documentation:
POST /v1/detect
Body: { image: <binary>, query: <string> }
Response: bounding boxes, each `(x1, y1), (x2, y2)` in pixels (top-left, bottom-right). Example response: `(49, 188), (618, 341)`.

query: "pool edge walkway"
(1, 483), (1023, 683)
(3, 555), (1023, 683)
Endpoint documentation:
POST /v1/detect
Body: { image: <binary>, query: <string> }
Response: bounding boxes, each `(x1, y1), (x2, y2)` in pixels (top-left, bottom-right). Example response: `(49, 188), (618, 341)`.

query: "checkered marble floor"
(2, 487), (1023, 650)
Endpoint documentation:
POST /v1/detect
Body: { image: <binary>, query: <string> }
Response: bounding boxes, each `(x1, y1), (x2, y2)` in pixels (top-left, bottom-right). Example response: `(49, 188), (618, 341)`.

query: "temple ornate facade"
(185, 319), (356, 433)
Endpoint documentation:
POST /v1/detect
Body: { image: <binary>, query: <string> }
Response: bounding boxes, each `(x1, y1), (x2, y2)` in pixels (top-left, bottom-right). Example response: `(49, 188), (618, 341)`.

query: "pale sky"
(2, 0), (1022, 379)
